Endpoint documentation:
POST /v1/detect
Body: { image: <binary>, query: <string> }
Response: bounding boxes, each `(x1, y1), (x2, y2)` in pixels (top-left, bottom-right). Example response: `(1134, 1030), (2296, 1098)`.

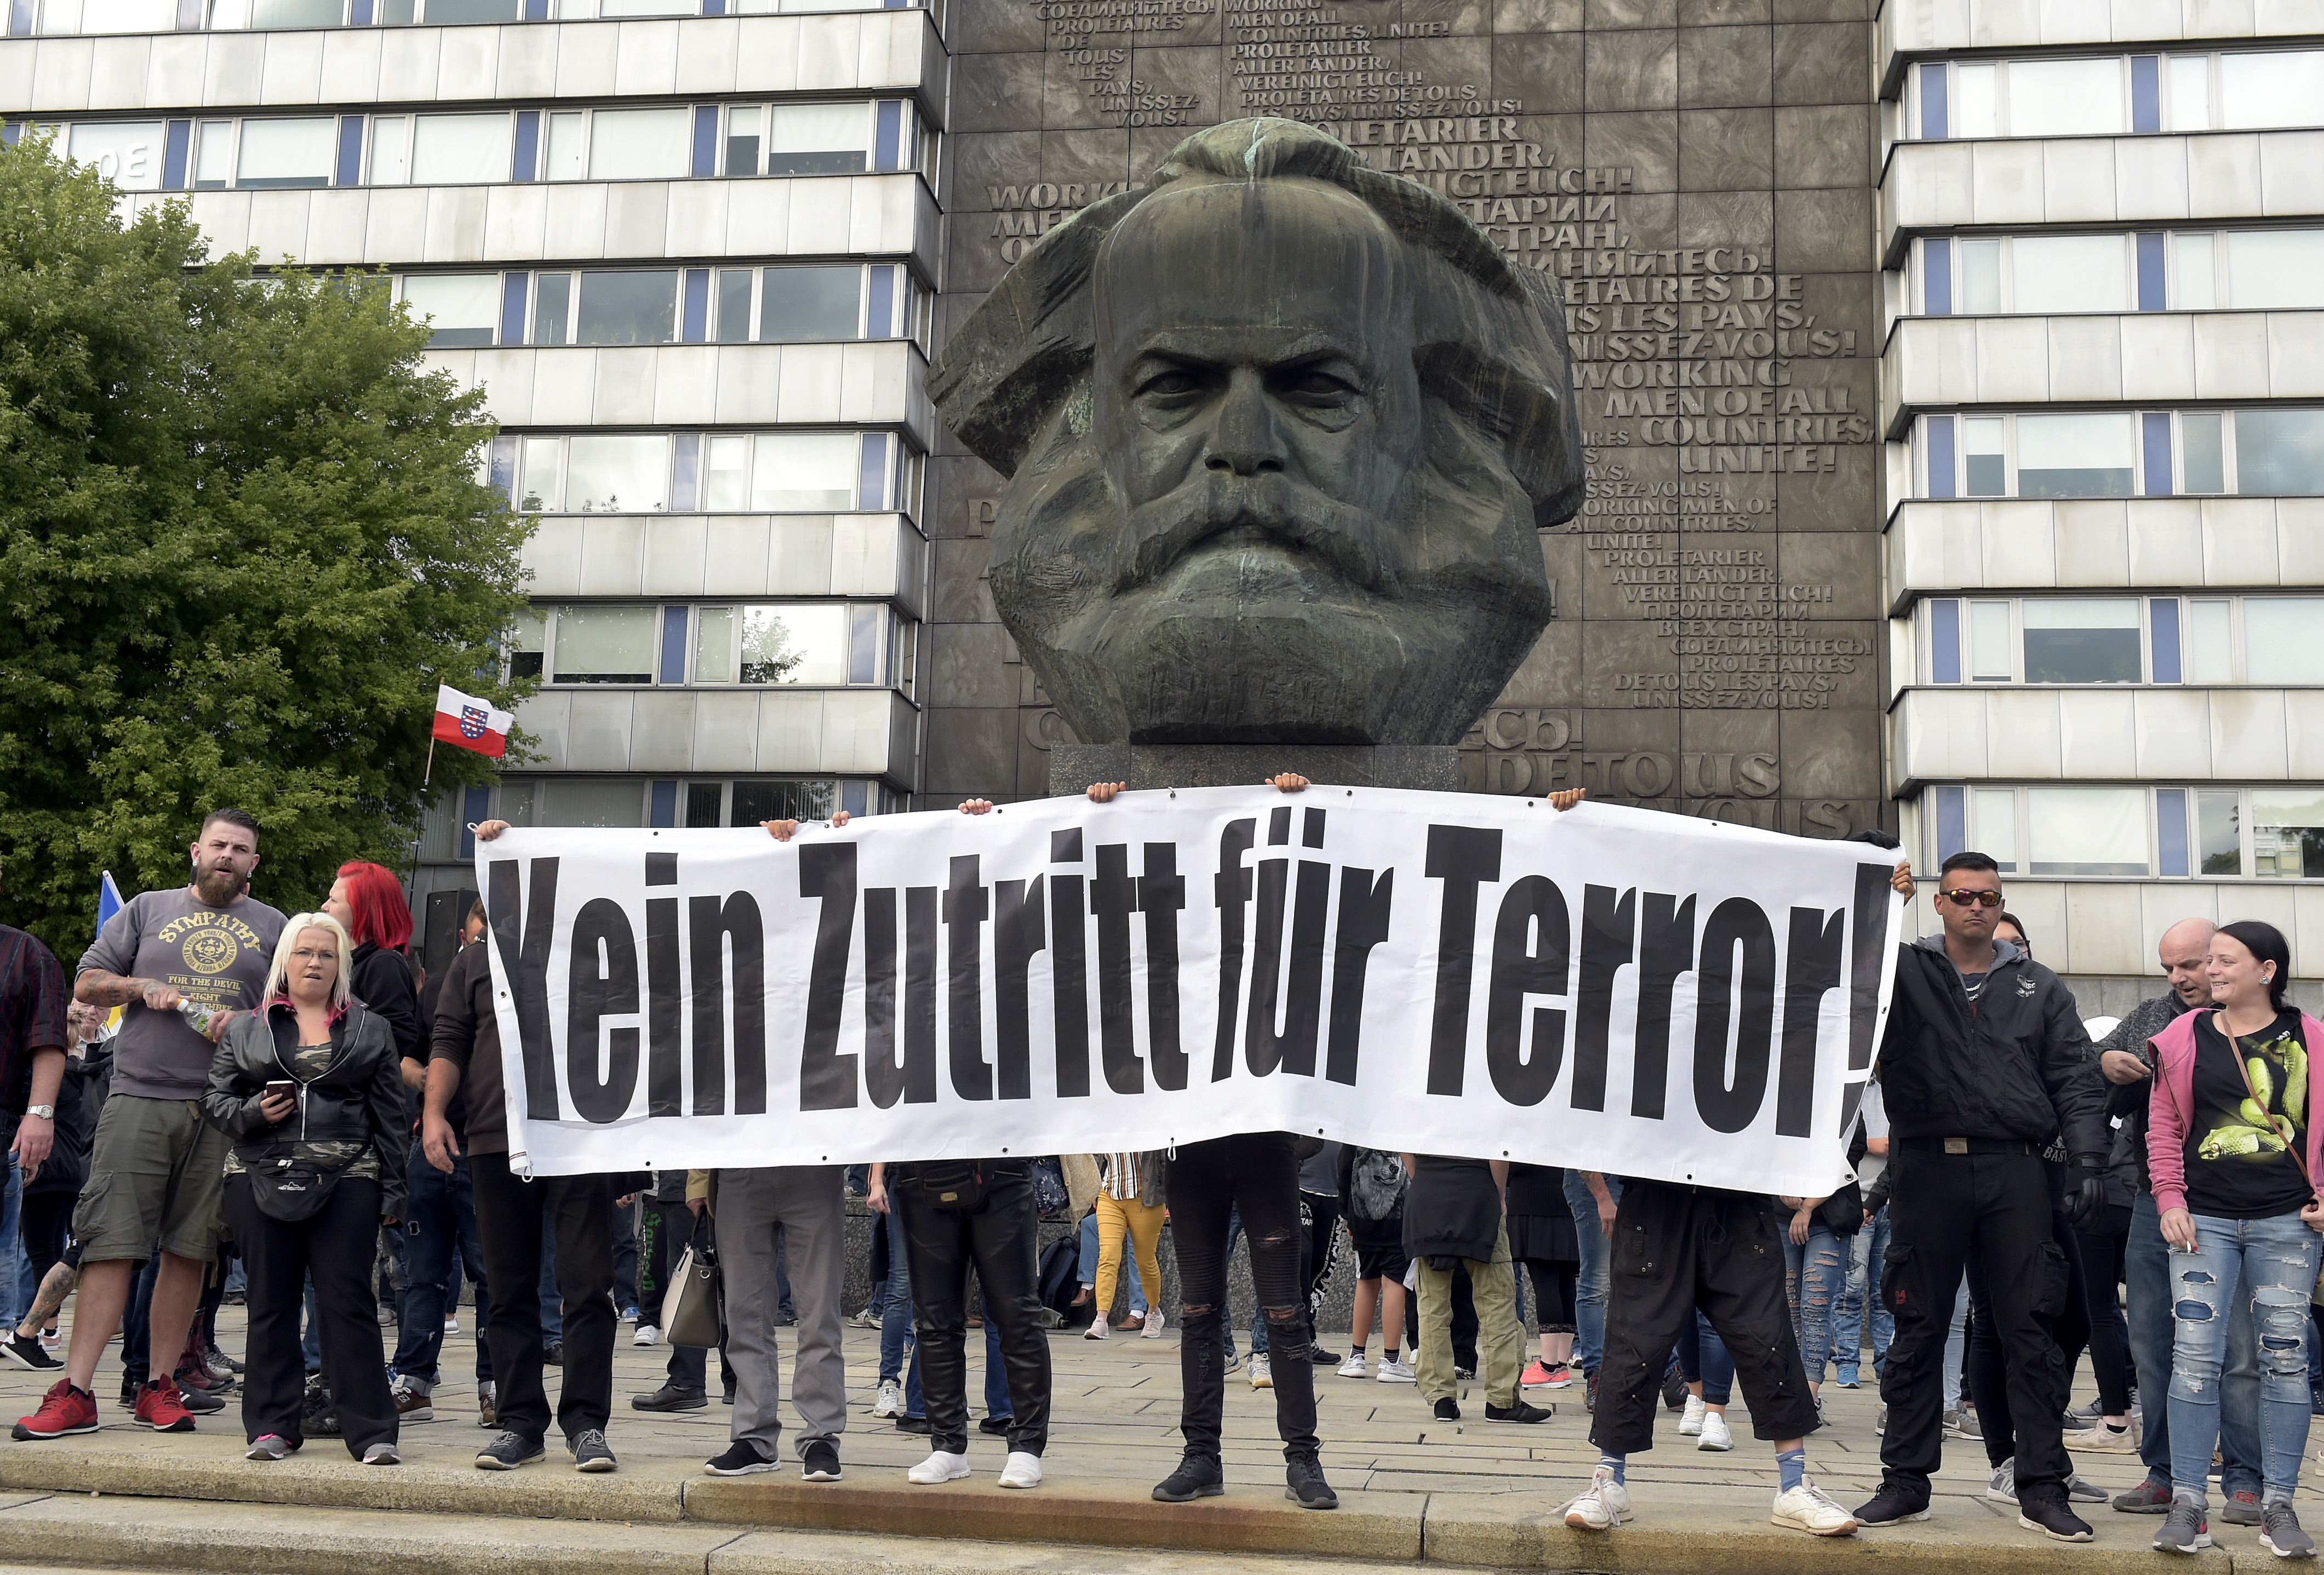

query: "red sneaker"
(134, 1376), (196, 1433)
(13, 1379), (100, 1441)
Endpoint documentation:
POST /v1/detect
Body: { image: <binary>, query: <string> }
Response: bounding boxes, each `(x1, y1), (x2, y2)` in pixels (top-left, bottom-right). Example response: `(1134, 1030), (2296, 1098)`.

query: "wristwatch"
(25, 1104), (54, 1120)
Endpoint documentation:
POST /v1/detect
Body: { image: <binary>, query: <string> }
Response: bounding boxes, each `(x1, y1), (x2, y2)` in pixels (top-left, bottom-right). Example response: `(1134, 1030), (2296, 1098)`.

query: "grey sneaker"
(2265, 1503), (2317, 1559)
(569, 1428), (617, 1473)
(474, 1430), (544, 1470)
(2225, 1490), (2267, 1526)
(2155, 1500), (2212, 1554)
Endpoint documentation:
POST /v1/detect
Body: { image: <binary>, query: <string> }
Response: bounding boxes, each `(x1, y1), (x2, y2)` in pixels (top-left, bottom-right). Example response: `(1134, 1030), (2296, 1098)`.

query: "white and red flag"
(431, 684), (513, 758)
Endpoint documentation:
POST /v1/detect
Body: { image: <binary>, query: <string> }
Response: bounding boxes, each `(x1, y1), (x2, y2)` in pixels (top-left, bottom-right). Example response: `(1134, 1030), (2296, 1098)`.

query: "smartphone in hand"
(263, 1079), (296, 1104)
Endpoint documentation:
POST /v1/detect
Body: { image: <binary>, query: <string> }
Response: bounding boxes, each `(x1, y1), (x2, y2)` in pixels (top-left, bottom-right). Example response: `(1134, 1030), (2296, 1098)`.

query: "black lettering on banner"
(1485, 875), (1570, 1107)
(862, 888), (903, 1109)
(1246, 812), (1330, 1078)
(567, 897), (640, 1124)
(1779, 907), (1845, 1138)
(1050, 832), (1090, 1098)
(993, 876), (1045, 1101)
(903, 887), (938, 1104)
(1324, 868), (1393, 1086)
(1628, 893), (1695, 1120)
(645, 889), (682, 1119)
(688, 892), (767, 1115)
(1846, 861), (1892, 1074)
(1211, 818), (1256, 1082)
(946, 855), (992, 1101)
(1091, 844), (1143, 1094)
(797, 844), (860, 1111)
(1138, 844), (1187, 1091)
(1425, 825), (1503, 1096)
(1692, 898), (1777, 1134)
(488, 857), (562, 1120)
(1570, 885), (1636, 1111)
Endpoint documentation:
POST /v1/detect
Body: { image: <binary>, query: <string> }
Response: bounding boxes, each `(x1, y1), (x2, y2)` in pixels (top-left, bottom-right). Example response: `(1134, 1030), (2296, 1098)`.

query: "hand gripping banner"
(479, 787), (1903, 1195)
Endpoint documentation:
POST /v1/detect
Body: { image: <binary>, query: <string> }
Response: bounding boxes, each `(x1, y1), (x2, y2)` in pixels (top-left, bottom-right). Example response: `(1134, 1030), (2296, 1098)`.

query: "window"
(585, 108), (691, 181)
(65, 122), (165, 190)
(563, 436), (668, 513)
(409, 113), (512, 185)
(766, 104), (870, 175)
(2028, 787), (2148, 875)
(536, 779), (646, 828)
(531, 273), (571, 346)
(760, 267), (864, 342)
(2013, 235), (2128, 314)
(691, 603), (888, 686)
(2187, 600), (2232, 683)
(549, 606), (657, 684)
(515, 433), (900, 515)
(1914, 50), (2324, 138)
(1968, 600), (2011, 681)
(574, 270), (679, 346)
(1971, 786), (2018, 871)
(234, 118), (334, 189)
(508, 608), (546, 680)
(2223, 232), (2324, 309)
(2241, 599), (2324, 684)
(2219, 52), (2324, 130)
(2253, 790), (2324, 879)
(2022, 598), (2140, 683)
(752, 432), (860, 511)
(1919, 410), (2324, 499)
(2007, 58), (2126, 137)
(250, 0), (342, 24)
(1922, 229), (2324, 315)
(2234, 412), (2324, 495)
(731, 779), (835, 824)
(2016, 413), (2133, 498)
(400, 275), (499, 348)
(2196, 789), (2240, 874)
(1962, 417), (2004, 495)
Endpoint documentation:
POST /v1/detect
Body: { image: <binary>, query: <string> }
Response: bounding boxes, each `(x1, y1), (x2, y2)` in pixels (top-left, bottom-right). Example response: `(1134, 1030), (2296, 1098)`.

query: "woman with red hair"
(322, 863), (421, 1070)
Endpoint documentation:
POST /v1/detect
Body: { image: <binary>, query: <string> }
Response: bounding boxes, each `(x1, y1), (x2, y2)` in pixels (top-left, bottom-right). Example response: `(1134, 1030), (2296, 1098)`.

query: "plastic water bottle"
(176, 999), (219, 1036)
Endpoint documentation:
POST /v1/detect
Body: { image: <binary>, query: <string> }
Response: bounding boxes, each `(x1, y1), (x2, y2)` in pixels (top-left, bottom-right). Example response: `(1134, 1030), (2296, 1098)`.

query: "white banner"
(478, 787), (1902, 1196)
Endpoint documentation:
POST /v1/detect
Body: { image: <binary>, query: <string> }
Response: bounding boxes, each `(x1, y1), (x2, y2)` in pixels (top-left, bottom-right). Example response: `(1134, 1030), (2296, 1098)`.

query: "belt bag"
(910, 1160), (989, 1214)
(662, 1238), (724, 1348)
(243, 1151), (350, 1223)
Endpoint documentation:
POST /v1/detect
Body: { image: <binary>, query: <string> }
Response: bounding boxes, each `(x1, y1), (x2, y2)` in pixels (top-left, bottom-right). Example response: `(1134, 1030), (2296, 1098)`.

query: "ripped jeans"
(1783, 1220), (1848, 1386)
(2166, 1209), (2323, 1506)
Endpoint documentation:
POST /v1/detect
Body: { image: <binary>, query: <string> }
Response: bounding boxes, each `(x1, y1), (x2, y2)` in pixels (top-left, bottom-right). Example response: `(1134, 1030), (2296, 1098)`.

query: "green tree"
(0, 136), (534, 954)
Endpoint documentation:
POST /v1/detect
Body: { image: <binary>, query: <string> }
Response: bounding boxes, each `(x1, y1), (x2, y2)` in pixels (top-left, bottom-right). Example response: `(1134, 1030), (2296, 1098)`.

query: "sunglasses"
(1938, 888), (2005, 908)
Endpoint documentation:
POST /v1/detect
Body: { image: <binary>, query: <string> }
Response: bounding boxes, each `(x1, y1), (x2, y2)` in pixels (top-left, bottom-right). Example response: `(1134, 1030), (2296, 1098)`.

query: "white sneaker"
(1140, 1310), (1165, 1340)
(633, 1325), (661, 1348)
(1376, 1357), (1416, 1384)
(1985, 1457), (2017, 1502)
(1772, 1479), (1859, 1537)
(1565, 1465), (1634, 1531)
(873, 1379), (902, 1419)
(443, 1319), (459, 1336)
(1679, 1394), (1706, 1436)
(997, 1451), (1043, 1489)
(907, 1450), (971, 1484)
(1698, 1412), (1733, 1452)
(1250, 1355), (1273, 1389)
(1084, 1317), (1110, 1341)
(1338, 1352), (1368, 1379)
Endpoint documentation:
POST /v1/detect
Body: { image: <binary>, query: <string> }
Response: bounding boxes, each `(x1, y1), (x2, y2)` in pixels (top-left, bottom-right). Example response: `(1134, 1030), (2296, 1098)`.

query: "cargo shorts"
(70, 1093), (228, 1265)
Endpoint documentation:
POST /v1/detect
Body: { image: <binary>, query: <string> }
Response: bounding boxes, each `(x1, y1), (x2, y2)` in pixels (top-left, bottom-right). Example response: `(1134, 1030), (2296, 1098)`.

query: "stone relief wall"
(920, 0), (1887, 838)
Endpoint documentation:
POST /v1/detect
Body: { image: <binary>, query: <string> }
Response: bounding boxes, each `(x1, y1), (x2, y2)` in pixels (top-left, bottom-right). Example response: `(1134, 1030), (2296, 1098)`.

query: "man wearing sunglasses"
(1853, 851), (2109, 1544)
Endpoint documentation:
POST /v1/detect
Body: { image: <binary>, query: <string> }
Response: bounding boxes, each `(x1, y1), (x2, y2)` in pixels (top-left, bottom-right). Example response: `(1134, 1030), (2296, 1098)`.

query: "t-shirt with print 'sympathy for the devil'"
(2183, 1007), (2314, 1222)
(77, 887), (286, 1102)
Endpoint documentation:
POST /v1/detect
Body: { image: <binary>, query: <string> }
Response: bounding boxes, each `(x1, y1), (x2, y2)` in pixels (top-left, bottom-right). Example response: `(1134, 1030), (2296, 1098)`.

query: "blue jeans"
(390, 1145), (491, 1391)
(1077, 1210), (1147, 1313)
(2166, 1209), (2321, 1506)
(1833, 1207), (1892, 1377)
(880, 1206), (913, 1384)
(1675, 1310), (1735, 1405)
(0, 1158), (20, 1332)
(1942, 1278), (1968, 1411)
(1222, 1207), (1268, 1360)
(538, 1217), (561, 1343)
(1565, 1169), (1610, 1376)
(1783, 1220), (1848, 1385)
(2129, 1191), (2262, 1496)
(904, 1303), (1009, 1422)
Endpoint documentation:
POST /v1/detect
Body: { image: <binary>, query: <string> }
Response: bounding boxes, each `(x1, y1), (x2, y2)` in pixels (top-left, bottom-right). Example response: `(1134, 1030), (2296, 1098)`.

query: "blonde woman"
(1085, 1153), (1167, 1341)
(202, 914), (407, 1464)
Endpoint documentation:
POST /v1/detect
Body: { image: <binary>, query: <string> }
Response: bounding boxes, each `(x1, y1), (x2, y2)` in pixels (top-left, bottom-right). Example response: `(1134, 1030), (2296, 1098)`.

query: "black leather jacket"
(202, 998), (408, 1220)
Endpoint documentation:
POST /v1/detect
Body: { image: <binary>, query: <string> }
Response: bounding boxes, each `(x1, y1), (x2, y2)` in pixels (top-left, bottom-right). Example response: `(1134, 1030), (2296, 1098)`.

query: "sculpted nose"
(1204, 367), (1285, 477)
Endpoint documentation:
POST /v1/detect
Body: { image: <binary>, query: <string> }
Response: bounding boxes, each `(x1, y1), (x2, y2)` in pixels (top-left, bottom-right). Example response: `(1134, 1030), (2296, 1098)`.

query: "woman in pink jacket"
(2145, 920), (2324, 1559)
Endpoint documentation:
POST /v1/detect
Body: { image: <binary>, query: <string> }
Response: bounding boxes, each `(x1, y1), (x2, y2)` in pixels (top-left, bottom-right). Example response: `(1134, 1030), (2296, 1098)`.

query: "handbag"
(662, 1232), (724, 1348)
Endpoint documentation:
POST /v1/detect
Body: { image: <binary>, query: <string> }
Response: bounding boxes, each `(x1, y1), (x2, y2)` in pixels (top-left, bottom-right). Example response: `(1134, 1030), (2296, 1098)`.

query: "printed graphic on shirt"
(154, 911), (268, 1000)
(2199, 1035), (2308, 1162)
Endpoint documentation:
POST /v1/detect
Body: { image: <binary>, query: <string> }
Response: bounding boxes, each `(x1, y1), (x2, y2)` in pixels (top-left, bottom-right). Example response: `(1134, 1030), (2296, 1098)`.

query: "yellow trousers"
(1094, 1192), (1166, 1322)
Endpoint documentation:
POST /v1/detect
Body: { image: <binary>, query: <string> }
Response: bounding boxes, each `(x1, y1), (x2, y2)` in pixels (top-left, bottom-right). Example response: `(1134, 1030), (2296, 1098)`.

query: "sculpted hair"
(928, 117), (1583, 529)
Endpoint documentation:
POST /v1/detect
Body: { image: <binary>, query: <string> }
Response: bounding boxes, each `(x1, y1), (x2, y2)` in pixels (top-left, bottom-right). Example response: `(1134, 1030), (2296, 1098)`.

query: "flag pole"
(422, 734), (437, 791)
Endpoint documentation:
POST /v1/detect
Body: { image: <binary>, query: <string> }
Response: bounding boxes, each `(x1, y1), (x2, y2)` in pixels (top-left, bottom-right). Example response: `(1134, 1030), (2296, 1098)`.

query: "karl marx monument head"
(929, 118), (1584, 746)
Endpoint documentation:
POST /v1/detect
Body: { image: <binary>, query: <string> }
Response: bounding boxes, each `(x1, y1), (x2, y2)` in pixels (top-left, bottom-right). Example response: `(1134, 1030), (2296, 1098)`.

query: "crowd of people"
(1, 790), (2320, 1556)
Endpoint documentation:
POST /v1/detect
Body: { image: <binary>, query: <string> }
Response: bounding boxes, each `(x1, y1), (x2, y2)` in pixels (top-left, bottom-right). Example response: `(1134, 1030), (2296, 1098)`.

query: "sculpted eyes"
(1134, 366), (1212, 401)
(1278, 368), (1360, 404)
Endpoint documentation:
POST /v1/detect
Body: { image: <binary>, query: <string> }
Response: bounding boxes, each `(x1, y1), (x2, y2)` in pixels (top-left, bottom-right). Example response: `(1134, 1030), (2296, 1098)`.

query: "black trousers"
(1302, 1192), (1341, 1340)
(1169, 1133), (1318, 1462)
(2075, 1208), (2136, 1416)
(470, 1152), (616, 1445)
(18, 1192), (71, 1293)
(1969, 1207), (2097, 1468)
(1879, 1148), (2071, 1500)
(225, 1174), (396, 1458)
(1591, 1180), (1819, 1456)
(894, 1162), (1051, 1457)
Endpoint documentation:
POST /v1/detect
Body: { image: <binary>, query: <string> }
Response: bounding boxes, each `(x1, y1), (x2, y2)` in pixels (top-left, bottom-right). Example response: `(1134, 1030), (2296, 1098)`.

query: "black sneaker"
(542, 1343), (564, 1368)
(1153, 1453), (1225, 1502)
(569, 1428), (617, 1473)
(1285, 1454), (1339, 1511)
(1485, 1400), (1553, 1424)
(1662, 1366), (1688, 1410)
(117, 1373), (141, 1407)
(476, 1431), (545, 1470)
(1433, 1397), (1460, 1422)
(1584, 1372), (1599, 1413)
(722, 1379), (736, 1406)
(703, 1441), (777, 1477)
(2154, 1499), (2211, 1553)
(1455, 1365), (1477, 1381)
(802, 1440), (842, 1482)
(895, 1413), (932, 1435)
(174, 1380), (224, 1416)
(631, 1383), (708, 1412)
(205, 1342), (244, 1376)
(2018, 1490), (2094, 1543)
(1853, 1485), (1932, 1526)
(2, 1332), (60, 1372)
